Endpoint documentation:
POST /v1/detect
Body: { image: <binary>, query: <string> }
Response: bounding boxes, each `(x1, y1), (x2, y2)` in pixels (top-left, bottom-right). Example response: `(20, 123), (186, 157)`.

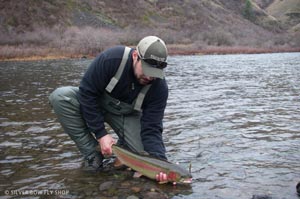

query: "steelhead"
(112, 145), (192, 184)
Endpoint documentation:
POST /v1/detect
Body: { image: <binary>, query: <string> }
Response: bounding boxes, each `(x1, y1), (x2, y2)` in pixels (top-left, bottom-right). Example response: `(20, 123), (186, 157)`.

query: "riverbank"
(167, 45), (300, 56)
(1, 44), (299, 62)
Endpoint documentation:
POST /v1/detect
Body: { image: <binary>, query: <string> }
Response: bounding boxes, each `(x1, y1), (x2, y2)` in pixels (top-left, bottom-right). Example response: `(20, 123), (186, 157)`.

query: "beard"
(133, 62), (154, 85)
(138, 77), (153, 85)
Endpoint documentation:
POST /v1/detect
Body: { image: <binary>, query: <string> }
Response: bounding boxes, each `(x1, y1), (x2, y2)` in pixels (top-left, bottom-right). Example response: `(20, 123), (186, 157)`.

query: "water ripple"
(1, 53), (300, 199)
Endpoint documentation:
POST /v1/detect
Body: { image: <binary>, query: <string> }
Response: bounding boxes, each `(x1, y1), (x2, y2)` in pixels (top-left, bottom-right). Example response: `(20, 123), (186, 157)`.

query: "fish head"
(179, 176), (193, 184)
(168, 171), (192, 184)
(178, 173), (193, 184)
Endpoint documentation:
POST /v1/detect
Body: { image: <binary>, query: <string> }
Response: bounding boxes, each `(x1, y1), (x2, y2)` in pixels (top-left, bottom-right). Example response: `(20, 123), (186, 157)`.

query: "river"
(0, 52), (300, 199)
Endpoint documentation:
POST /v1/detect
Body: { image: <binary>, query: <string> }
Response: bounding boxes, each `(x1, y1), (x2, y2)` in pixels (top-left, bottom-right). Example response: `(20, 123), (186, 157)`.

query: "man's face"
(133, 51), (155, 85)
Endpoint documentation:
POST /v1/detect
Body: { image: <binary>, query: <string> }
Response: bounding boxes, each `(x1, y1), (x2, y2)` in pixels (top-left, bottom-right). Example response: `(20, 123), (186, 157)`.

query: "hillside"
(0, 0), (299, 60)
(265, 0), (300, 31)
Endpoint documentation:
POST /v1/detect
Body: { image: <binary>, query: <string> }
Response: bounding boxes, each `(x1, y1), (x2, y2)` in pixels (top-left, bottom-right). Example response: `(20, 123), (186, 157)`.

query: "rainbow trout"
(112, 145), (192, 184)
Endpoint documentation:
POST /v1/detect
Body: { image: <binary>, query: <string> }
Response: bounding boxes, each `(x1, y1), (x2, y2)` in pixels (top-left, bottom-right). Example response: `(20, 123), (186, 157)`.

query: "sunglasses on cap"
(138, 56), (168, 69)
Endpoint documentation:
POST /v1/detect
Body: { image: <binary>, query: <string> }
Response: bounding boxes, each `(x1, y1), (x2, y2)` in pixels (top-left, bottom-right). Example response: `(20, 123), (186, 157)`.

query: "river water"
(0, 53), (299, 199)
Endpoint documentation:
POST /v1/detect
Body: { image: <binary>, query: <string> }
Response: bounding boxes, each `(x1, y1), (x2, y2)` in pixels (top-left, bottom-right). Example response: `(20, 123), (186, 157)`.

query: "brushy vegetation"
(0, 25), (299, 60)
(0, 0), (299, 60)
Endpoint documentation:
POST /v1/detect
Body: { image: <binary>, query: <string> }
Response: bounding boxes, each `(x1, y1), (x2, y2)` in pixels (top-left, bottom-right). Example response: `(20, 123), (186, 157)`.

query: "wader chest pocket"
(108, 101), (122, 111)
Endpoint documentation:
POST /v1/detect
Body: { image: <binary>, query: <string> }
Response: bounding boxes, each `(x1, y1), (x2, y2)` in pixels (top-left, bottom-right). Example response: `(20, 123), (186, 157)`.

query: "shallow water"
(1, 53), (300, 199)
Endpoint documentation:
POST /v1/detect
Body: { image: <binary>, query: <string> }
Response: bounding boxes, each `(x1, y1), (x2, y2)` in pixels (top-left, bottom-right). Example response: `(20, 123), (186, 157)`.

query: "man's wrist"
(95, 129), (107, 140)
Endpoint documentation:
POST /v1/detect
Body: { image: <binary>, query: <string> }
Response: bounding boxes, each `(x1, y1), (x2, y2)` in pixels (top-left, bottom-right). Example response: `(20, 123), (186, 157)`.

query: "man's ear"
(132, 50), (138, 59)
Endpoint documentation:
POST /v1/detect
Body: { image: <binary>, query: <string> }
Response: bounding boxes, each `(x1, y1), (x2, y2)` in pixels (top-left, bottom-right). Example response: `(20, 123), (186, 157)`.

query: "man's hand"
(156, 171), (168, 183)
(98, 134), (115, 156)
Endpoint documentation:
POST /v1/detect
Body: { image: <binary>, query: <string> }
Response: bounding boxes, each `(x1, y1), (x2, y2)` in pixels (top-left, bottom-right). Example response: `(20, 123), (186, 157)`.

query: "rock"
(131, 186), (141, 193)
(84, 189), (93, 196)
(126, 195), (139, 199)
(150, 188), (156, 192)
(141, 191), (168, 199)
(121, 181), (131, 187)
(252, 195), (272, 199)
(297, 182), (300, 196)
(99, 181), (114, 191)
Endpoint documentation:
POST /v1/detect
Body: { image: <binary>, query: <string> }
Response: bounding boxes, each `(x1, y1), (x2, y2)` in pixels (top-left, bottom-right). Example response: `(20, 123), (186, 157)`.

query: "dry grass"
(266, 0), (300, 17)
(2, 44), (299, 62)
(0, 26), (299, 61)
(1, 0), (299, 61)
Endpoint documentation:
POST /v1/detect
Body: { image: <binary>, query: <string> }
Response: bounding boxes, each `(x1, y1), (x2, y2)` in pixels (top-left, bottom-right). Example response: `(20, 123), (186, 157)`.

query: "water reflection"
(1, 53), (300, 198)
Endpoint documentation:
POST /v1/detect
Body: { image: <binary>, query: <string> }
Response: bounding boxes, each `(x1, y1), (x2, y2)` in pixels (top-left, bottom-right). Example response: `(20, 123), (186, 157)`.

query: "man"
(49, 36), (169, 182)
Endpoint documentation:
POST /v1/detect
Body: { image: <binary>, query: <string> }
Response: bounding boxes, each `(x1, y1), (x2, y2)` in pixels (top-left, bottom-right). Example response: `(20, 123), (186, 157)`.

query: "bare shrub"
(0, 26), (123, 59)
(289, 31), (300, 47)
(0, 24), (298, 60)
(53, 26), (121, 55)
(117, 26), (148, 46)
(0, 27), (58, 46)
(0, 45), (51, 59)
(116, 27), (189, 46)
(202, 29), (234, 46)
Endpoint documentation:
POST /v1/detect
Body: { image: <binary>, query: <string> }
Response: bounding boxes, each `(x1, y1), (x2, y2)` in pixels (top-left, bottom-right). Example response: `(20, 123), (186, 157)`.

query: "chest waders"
(48, 47), (150, 159)
(100, 47), (151, 152)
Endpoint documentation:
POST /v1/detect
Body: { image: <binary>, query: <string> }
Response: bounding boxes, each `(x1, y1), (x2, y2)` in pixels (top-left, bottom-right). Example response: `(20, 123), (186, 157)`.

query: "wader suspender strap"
(105, 46), (152, 112)
(133, 84), (151, 111)
(105, 47), (131, 93)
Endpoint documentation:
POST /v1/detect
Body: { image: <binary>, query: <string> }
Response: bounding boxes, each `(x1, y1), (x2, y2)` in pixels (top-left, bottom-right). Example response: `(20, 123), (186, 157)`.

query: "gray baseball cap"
(136, 36), (168, 79)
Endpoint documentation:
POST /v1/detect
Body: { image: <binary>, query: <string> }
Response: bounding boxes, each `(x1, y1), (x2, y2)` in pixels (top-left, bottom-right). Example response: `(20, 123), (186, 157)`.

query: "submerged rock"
(126, 195), (139, 199)
(99, 181), (114, 191)
(141, 191), (168, 199)
(131, 186), (141, 193)
(252, 195), (273, 199)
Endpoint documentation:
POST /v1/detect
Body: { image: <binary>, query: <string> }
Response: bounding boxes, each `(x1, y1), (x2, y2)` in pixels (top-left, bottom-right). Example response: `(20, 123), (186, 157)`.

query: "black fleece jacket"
(78, 46), (168, 159)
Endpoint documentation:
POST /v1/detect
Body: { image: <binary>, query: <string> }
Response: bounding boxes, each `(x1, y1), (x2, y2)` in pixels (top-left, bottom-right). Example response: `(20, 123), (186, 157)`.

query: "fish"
(112, 145), (192, 184)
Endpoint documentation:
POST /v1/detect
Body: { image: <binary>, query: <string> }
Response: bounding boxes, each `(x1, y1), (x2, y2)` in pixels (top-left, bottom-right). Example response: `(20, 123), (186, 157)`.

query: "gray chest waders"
(100, 47), (151, 115)
(48, 47), (151, 158)
(99, 47), (151, 152)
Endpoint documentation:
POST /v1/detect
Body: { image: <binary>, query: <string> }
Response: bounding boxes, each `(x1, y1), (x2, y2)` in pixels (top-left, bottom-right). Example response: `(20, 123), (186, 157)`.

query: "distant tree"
(243, 0), (255, 21)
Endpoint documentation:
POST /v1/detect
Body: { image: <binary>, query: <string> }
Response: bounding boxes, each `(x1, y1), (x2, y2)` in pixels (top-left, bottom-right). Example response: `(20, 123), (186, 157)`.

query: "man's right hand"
(156, 171), (168, 183)
(98, 134), (115, 156)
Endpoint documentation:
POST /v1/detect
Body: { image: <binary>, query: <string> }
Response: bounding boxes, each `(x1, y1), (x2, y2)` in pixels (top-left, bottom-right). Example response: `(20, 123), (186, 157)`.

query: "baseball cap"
(136, 36), (168, 79)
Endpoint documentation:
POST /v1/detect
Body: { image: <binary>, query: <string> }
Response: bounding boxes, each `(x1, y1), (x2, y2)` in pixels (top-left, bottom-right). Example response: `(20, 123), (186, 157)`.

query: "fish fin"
(113, 157), (126, 169)
(139, 151), (150, 156)
(189, 161), (192, 174)
(133, 172), (143, 178)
